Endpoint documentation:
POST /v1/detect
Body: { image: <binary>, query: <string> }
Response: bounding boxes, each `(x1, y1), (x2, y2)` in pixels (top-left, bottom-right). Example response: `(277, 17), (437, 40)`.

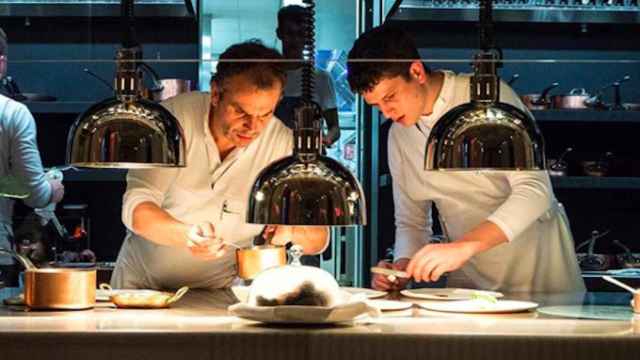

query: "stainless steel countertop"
(0, 288), (638, 360)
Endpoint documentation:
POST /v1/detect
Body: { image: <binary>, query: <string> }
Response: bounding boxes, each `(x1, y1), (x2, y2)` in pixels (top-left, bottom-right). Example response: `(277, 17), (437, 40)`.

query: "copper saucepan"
(0, 248), (96, 310)
(236, 245), (287, 280)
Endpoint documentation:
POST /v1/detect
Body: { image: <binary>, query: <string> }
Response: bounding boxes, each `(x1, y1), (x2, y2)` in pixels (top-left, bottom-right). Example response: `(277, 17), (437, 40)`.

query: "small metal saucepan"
(551, 88), (591, 109)
(0, 248), (96, 310)
(575, 230), (615, 271)
(521, 82), (559, 110)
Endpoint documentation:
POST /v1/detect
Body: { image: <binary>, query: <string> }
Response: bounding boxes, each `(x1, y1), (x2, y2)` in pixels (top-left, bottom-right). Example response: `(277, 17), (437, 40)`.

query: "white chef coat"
(0, 94), (52, 265)
(389, 71), (585, 293)
(111, 92), (293, 290)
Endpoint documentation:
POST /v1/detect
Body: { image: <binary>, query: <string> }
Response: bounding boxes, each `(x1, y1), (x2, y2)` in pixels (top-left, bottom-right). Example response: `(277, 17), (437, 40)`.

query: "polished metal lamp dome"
(246, 0), (366, 226)
(425, 0), (545, 171)
(66, 0), (185, 168)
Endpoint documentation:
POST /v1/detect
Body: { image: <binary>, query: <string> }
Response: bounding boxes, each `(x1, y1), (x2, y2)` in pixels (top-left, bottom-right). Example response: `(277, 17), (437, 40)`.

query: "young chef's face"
(210, 73), (283, 148)
(361, 61), (428, 127)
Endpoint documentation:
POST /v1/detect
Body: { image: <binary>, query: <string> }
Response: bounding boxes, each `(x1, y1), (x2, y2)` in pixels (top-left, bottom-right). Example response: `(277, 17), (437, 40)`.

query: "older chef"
(348, 25), (585, 293)
(111, 40), (329, 290)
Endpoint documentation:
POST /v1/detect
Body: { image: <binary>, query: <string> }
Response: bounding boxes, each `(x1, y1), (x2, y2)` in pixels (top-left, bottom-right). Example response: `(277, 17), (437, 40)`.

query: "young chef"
(111, 40), (329, 290)
(347, 25), (585, 293)
(0, 27), (65, 285)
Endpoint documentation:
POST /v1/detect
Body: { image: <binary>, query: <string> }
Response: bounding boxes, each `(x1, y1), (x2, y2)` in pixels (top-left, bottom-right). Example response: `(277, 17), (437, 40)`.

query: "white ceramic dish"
(367, 299), (413, 311)
(417, 299), (538, 314)
(400, 288), (503, 301)
(341, 287), (387, 299)
(228, 300), (379, 324)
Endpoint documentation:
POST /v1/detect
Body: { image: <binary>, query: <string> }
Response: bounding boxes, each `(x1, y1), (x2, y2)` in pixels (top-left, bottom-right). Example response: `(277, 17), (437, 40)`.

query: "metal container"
(521, 82), (559, 110)
(551, 88), (591, 109)
(24, 268), (96, 310)
(236, 245), (287, 280)
(0, 248), (96, 310)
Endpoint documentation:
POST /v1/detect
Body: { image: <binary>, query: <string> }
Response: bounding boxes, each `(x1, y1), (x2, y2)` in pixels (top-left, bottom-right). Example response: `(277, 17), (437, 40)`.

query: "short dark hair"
(277, 5), (307, 27)
(0, 27), (7, 56)
(347, 25), (427, 93)
(212, 39), (286, 90)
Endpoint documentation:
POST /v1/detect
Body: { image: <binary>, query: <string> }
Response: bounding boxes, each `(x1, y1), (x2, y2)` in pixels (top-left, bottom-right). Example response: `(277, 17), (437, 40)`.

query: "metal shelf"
(64, 169), (127, 182)
(533, 110), (640, 123)
(393, 0), (640, 24)
(0, 2), (191, 18)
(552, 176), (640, 189)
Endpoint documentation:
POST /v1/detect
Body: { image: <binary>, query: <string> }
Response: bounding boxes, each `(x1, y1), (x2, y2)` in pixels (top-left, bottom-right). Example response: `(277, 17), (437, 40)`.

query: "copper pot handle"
(0, 247), (37, 270)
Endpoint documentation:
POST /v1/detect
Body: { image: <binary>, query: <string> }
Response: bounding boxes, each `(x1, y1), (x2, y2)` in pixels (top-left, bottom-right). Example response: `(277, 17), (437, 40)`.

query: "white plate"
(228, 301), (379, 324)
(367, 299), (413, 311)
(417, 299), (538, 314)
(96, 289), (166, 302)
(400, 288), (503, 301)
(341, 287), (387, 299)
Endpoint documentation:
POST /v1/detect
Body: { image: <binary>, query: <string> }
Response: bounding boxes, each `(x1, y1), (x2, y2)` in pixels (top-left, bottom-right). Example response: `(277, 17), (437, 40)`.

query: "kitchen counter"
(0, 288), (638, 360)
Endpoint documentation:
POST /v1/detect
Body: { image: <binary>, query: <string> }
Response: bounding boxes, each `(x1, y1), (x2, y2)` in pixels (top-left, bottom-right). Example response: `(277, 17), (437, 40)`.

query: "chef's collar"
(417, 70), (455, 131)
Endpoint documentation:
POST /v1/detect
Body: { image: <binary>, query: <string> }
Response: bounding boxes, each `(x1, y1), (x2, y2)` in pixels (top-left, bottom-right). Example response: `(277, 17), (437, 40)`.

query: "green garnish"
(471, 292), (498, 304)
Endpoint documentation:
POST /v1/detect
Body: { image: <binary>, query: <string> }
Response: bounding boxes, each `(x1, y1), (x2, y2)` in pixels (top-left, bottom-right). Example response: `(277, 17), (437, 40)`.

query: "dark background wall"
(377, 20), (640, 261)
(3, 16), (198, 261)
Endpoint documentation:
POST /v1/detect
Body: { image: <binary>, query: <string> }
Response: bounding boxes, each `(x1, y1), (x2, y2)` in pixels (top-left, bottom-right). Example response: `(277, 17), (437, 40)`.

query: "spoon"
(603, 275), (639, 294)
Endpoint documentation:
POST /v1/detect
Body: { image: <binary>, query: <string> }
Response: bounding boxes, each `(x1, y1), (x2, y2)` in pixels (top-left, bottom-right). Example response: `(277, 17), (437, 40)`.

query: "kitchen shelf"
(533, 110), (640, 123)
(0, 1), (191, 18)
(64, 169), (127, 182)
(392, 0), (640, 24)
(552, 176), (640, 189)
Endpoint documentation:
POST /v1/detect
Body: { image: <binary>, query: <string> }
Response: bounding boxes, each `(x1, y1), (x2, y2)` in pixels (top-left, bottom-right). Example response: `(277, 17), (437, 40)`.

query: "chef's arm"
(122, 168), (183, 246)
(131, 201), (190, 247)
(454, 221), (509, 258)
(485, 171), (553, 242)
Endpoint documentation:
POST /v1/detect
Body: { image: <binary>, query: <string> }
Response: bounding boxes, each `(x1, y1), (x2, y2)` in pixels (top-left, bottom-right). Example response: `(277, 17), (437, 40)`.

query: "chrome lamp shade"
(67, 98), (185, 168)
(247, 154), (366, 226)
(425, 101), (545, 171)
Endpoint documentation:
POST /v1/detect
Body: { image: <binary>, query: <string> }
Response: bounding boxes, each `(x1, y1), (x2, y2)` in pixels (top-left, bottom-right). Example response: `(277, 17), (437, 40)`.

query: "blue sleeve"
(9, 105), (52, 209)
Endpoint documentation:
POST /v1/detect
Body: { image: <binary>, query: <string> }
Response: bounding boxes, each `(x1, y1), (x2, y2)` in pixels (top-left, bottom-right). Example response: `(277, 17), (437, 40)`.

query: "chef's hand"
(186, 222), (227, 260)
(48, 179), (64, 204)
(406, 242), (474, 283)
(371, 258), (410, 291)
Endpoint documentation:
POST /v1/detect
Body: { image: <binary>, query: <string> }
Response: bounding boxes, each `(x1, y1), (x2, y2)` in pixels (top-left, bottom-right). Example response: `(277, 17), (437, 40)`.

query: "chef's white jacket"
(112, 92), (293, 290)
(389, 71), (585, 292)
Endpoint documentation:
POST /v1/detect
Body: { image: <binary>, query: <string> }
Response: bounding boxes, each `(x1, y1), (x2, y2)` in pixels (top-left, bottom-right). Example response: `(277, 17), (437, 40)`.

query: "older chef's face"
(361, 61), (429, 127)
(210, 73), (283, 148)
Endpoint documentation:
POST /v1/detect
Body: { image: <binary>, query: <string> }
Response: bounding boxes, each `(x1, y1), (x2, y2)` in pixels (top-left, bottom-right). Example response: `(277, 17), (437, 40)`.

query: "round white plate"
(537, 305), (633, 321)
(417, 299), (538, 314)
(400, 288), (503, 301)
(367, 299), (413, 311)
(341, 287), (387, 299)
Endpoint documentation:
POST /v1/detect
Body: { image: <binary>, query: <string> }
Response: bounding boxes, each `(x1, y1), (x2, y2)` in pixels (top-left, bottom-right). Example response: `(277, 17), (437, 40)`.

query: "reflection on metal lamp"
(424, 0), (545, 171)
(246, 0), (366, 226)
(66, 1), (185, 168)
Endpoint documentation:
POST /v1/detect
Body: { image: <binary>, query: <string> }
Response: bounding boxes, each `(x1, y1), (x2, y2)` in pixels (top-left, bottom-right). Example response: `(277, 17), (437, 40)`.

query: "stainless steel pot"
(551, 88), (591, 109)
(521, 82), (559, 110)
(0, 248), (96, 310)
